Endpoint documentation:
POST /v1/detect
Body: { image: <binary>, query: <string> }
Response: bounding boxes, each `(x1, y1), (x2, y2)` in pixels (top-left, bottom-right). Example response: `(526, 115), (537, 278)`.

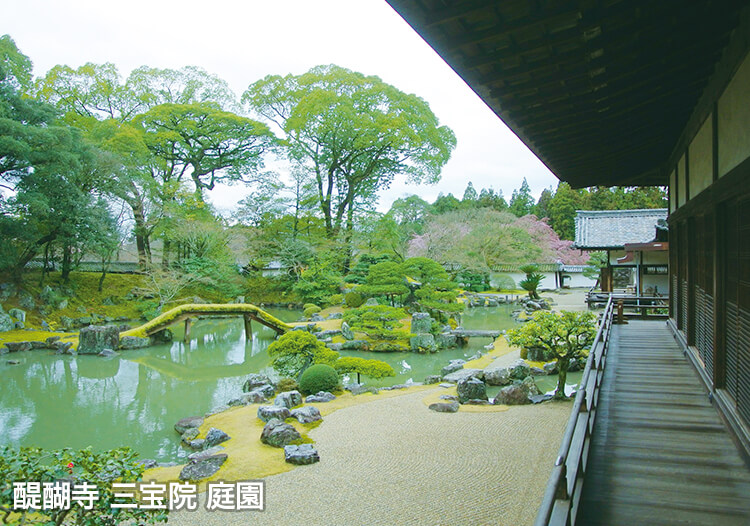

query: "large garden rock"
(181, 428), (200, 443)
(257, 405), (291, 423)
(0, 312), (14, 332)
(410, 312), (433, 334)
(260, 418), (301, 447)
(509, 359), (531, 380)
(274, 390), (303, 409)
(8, 308), (25, 322)
(229, 390), (268, 405)
(543, 362), (559, 375)
(341, 340), (369, 350)
(484, 367), (512, 386)
(174, 416), (204, 435)
(441, 360), (465, 376)
(428, 401), (460, 413)
(424, 375), (443, 384)
(306, 391), (336, 403)
(119, 336), (150, 349)
(5, 341), (32, 352)
(410, 333), (436, 352)
(493, 377), (540, 405)
(522, 376), (542, 396)
(442, 368), (484, 383)
(457, 377), (488, 404)
(291, 406), (322, 424)
(493, 383), (531, 405)
(204, 428), (230, 448)
(188, 445), (225, 462)
(242, 373), (272, 392)
(251, 384), (275, 398)
(179, 454), (227, 481)
(77, 325), (120, 355)
(284, 444), (319, 465)
(340, 321), (355, 340)
(530, 366), (547, 376)
(436, 333), (458, 348)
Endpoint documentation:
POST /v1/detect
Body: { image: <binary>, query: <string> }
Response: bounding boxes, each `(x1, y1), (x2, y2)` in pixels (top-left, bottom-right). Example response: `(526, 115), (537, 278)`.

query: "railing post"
(184, 317), (191, 343)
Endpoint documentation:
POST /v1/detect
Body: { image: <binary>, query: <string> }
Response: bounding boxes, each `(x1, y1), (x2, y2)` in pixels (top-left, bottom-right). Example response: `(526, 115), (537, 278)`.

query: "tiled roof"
(575, 209), (668, 249)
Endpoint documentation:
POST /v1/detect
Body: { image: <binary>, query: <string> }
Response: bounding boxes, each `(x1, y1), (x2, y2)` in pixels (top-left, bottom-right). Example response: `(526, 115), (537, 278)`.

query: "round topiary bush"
(299, 364), (340, 395)
(344, 291), (364, 308)
(303, 304), (321, 318)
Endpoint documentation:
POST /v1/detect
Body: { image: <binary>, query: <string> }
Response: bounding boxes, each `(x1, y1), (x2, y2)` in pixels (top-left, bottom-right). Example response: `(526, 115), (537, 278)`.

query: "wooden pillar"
(244, 314), (253, 341)
(184, 317), (191, 343)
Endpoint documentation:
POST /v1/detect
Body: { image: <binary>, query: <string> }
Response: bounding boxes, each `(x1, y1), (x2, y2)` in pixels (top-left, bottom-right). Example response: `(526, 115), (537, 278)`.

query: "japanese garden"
(0, 32), (671, 525)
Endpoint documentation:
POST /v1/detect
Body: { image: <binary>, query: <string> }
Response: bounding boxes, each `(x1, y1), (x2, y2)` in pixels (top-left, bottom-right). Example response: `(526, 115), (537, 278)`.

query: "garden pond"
(0, 305), (580, 462)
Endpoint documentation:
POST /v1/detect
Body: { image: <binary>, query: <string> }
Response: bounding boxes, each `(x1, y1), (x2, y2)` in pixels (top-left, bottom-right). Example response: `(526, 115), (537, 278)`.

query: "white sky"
(2, 0), (560, 213)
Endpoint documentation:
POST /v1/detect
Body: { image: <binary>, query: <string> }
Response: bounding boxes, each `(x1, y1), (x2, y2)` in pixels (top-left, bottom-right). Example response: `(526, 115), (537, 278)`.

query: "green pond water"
(0, 305), (580, 462)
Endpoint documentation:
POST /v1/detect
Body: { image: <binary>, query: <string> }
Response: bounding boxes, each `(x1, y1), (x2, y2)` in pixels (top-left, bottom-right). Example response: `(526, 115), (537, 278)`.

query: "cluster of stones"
(176, 373), (327, 476)
(173, 415), (231, 481)
(0, 283), (133, 332)
(512, 296), (553, 322)
(255, 380), (328, 466)
(1, 323), (151, 358)
(462, 292), (519, 308)
(427, 357), (569, 413)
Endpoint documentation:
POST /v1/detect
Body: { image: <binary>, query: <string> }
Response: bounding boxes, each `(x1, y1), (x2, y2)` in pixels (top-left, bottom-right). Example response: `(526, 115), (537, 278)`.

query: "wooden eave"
(386, 0), (746, 188)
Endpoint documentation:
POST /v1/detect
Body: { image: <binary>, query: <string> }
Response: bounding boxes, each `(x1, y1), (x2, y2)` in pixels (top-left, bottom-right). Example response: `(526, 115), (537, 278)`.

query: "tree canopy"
(243, 64), (456, 241)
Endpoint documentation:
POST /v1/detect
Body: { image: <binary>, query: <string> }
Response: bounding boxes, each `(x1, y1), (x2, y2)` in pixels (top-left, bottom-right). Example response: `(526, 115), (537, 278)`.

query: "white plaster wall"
(689, 115), (714, 197)
(718, 52), (750, 177)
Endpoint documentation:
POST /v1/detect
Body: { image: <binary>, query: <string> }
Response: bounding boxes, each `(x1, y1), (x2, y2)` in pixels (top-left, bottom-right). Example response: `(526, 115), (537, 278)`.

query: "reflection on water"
(0, 305), (529, 460)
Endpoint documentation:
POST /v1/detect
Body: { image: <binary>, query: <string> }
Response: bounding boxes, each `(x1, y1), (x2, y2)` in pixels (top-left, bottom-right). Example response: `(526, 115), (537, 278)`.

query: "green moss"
(122, 303), (293, 338)
(289, 435), (315, 445)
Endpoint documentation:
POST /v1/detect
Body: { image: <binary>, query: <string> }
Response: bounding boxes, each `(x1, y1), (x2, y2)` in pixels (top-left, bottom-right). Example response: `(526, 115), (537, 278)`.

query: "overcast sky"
(2, 0), (560, 213)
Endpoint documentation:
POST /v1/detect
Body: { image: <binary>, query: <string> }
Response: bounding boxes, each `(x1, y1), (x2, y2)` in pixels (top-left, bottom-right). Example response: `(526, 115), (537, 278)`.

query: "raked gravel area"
(168, 388), (572, 526)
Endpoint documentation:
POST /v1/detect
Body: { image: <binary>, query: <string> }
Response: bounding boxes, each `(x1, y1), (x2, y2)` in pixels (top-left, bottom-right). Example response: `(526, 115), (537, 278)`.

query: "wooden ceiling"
(386, 0), (746, 187)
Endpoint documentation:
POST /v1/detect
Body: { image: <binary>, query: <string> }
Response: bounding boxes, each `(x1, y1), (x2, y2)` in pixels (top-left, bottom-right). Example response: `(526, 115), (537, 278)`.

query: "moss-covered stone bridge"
(121, 303), (293, 342)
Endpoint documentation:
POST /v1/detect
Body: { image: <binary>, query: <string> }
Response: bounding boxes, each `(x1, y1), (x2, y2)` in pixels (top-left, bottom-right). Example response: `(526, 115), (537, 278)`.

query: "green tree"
(477, 187), (508, 211)
(135, 102), (276, 201)
(506, 310), (597, 399)
(462, 181), (478, 203)
(359, 261), (409, 306)
(509, 177), (534, 217)
(432, 192), (460, 214)
(343, 305), (412, 341)
(548, 181), (585, 240)
(243, 65), (456, 244)
(534, 187), (554, 220)
(266, 331), (340, 379)
(334, 356), (396, 383)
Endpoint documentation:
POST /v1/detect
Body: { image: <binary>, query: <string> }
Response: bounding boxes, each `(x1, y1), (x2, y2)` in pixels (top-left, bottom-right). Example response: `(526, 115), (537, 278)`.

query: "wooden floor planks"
(577, 320), (750, 525)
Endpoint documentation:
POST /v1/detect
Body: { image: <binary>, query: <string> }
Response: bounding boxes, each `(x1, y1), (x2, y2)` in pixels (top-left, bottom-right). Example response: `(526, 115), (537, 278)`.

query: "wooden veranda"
(536, 301), (750, 524)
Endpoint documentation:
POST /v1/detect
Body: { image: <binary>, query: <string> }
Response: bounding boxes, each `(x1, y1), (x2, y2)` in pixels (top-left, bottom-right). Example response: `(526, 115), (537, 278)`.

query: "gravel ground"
(168, 389), (571, 526)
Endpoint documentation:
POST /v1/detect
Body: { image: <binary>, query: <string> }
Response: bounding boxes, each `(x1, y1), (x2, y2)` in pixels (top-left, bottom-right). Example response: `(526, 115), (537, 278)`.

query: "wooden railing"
(534, 294), (615, 526)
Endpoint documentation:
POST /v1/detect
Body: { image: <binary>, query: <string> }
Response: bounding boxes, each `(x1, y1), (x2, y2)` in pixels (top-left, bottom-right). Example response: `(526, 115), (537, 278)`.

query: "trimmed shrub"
(267, 331), (340, 378)
(303, 305), (321, 318)
(299, 364), (340, 395)
(327, 294), (344, 306)
(276, 377), (299, 392)
(344, 291), (364, 308)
